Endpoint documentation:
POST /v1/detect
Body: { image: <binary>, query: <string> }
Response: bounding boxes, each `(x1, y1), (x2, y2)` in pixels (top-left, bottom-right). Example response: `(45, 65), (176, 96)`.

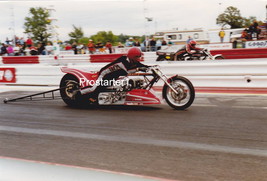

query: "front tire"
(156, 55), (166, 61)
(163, 76), (195, 110)
(214, 56), (224, 60)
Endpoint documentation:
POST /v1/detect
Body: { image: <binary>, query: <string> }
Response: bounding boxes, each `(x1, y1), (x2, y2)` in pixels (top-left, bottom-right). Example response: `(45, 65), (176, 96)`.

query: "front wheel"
(214, 55), (224, 60)
(163, 76), (195, 110)
(156, 55), (166, 61)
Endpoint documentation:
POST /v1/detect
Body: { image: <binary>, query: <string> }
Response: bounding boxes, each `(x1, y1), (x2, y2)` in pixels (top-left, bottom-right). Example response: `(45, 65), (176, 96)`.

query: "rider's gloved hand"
(150, 65), (159, 68)
(138, 67), (148, 72)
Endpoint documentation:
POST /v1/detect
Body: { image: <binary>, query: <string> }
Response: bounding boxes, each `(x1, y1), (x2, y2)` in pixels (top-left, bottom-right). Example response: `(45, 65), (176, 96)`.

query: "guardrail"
(210, 48), (267, 59)
(1, 59), (267, 94)
(1, 47), (266, 65)
(0, 54), (146, 65)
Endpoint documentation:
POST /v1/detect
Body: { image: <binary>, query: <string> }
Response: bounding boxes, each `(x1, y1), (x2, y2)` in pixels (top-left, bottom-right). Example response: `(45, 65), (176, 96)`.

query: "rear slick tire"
(163, 76), (195, 110)
(60, 74), (88, 107)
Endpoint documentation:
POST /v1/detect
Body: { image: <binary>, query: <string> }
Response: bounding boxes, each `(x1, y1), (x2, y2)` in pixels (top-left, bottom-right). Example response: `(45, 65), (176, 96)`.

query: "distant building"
(153, 28), (245, 44)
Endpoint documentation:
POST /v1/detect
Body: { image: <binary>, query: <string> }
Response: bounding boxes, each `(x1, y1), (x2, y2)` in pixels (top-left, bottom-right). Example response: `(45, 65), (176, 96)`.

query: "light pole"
(46, 5), (58, 44)
(46, 5), (59, 56)
(10, 5), (16, 46)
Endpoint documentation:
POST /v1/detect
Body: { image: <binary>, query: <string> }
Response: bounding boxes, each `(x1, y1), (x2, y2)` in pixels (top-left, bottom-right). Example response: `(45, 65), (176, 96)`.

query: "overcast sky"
(0, 0), (266, 42)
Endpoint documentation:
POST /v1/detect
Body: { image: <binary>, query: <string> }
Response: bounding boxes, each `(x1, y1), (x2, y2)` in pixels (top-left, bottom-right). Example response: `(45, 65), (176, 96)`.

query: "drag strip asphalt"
(0, 91), (267, 181)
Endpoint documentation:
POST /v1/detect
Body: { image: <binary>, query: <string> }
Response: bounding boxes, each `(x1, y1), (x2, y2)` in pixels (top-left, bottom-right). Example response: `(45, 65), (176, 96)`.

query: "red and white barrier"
(210, 48), (267, 59)
(0, 47), (266, 66)
(1, 56), (39, 64)
(1, 59), (267, 94)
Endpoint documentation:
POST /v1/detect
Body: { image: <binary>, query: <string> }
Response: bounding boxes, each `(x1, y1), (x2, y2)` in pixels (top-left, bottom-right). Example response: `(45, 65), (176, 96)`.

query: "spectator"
(23, 46), (31, 56)
(5, 37), (12, 45)
(87, 39), (95, 54)
(0, 43), (7, 56)
(15, 36), (20, 45)
(18, 37), (25, 46)
(13, 44), (21, 56)
(7, 45), (14, 56)
(156, 39), (162, 50)
(18, 44), (25, 56)
(186, 36), (193, 44)
(95, 42), (105, 53)
(105, 41), (113, 54)
(167, 38), (173, 46)
(218, 28), (225, 43)
(161, 39), (167, 46)
(30, 46), (38, 55)
(37, 42), (46, 55)
(256, 27), (261, 40)
(253, 20), (259, 31)
(133, 39), (141, 47)
(143, 37), (150, 52)
(149, 38), (157, 51)
(248, 23), (255, 40)
(46, 42), (54, 55)
(65, 44), (72, 51)
(117, 42), (124, 48)
(77, 43), (85, 54)
(232, 38), (238, 49)
(127, 37), (134, 47)
(253, 20), (260, 40)
(241, 29), (249, 40)
(26, 37), (33, 48)
(72, 42), (78, 54)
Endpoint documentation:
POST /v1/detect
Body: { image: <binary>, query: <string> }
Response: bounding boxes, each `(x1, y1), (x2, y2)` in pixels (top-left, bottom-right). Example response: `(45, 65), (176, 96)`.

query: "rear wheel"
(163, 76), (195, 110)
(60, 74), (89, 107)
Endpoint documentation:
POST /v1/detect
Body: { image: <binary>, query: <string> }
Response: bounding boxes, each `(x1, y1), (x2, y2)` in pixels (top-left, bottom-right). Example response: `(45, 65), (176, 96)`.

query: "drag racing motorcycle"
(60, 66), (195, 110)
(156, 48), (224, 61)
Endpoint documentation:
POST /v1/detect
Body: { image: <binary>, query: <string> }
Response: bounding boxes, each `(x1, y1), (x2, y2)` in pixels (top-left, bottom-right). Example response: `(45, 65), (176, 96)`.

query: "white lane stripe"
(192, 104), (267, 110)
(1, 157), (172, 181)
(1, 126), (267, 157)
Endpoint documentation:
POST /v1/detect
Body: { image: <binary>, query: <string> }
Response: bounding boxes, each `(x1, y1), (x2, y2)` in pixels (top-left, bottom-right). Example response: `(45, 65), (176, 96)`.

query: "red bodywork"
(61, 67), (161, 105)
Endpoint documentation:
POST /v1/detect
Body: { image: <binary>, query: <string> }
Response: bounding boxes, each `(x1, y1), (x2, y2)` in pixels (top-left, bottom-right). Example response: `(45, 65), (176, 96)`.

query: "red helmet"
(189, 40), (197, 48)
(127, 47), (142, 60)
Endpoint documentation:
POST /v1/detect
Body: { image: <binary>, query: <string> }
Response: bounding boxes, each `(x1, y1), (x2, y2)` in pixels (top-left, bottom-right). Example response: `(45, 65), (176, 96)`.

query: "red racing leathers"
(81, 55), (149, 95)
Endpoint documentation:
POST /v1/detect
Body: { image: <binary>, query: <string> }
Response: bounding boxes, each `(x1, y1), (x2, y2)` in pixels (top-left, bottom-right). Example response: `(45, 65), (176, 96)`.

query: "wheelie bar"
(2, 84), (95, 103)
(3, 87), (64, 103)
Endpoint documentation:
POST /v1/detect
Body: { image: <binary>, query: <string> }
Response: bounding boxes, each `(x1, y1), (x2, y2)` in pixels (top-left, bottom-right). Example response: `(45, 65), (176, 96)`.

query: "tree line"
(23, 6), (264, 46)
(68, 25), (146, 46)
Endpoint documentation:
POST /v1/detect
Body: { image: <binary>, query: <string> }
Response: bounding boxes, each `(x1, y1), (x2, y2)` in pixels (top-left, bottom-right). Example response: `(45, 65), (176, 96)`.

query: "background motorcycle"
(60, 66), (195, 110)
(156, 49), (224, 61)
(185, 49), (224, 60)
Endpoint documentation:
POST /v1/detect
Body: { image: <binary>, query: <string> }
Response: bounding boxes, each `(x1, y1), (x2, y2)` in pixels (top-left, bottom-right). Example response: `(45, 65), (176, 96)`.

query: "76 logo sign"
(0, 68), (16, 83)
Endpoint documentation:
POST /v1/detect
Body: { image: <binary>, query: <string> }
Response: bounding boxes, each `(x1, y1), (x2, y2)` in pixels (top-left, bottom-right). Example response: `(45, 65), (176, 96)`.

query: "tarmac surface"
(0, 90), (267, 181)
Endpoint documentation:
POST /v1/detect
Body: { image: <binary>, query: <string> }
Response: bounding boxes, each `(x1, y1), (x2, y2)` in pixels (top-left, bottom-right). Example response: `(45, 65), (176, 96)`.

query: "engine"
(98, 91), (126, 105)
(128, 78), (144, 89)
(97, 77), (144, 105)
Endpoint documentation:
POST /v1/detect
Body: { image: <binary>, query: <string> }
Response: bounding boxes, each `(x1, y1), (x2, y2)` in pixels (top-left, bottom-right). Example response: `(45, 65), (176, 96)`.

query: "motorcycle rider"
(174, 40), (204, 60)
(79, 47), (149, 98)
